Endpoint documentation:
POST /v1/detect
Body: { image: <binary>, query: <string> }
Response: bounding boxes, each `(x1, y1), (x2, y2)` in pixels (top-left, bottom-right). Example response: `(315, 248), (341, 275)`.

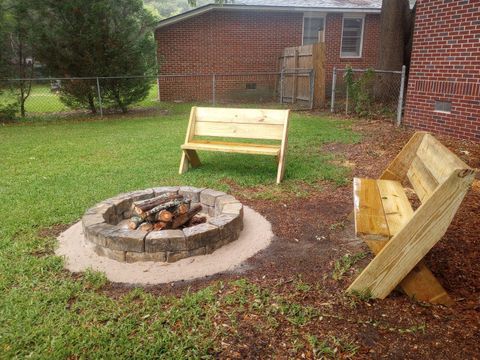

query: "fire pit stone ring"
(82, 187), (243, 263)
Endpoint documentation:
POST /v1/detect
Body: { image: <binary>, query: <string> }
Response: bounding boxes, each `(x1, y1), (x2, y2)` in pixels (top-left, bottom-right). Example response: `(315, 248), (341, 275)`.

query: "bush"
(344, 66), (375, 117)
(0, 100), (18, 122)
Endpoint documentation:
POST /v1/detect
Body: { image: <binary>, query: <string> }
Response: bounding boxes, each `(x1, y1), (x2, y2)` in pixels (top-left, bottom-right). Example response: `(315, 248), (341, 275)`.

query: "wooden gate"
(279, 43), (325, 109)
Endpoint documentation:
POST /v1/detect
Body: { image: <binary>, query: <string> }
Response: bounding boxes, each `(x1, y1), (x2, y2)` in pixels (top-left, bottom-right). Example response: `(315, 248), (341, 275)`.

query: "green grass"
(0, 84), (69, 113)
(0, 82), (162, 115)
(0, 103), (361, 358)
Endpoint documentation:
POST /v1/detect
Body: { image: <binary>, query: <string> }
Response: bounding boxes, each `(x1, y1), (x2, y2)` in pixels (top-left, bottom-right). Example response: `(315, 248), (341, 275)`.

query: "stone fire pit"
(82, 187), (243, 263)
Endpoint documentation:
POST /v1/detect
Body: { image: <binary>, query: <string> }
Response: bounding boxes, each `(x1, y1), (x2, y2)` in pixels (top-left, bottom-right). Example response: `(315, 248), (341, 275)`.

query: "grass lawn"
(0, 104), (360, 358)
(0, 82), (161, 115)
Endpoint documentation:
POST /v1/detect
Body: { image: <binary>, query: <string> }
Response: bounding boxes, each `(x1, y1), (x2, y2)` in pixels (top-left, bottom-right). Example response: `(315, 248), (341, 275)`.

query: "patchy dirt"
(38, 223), (72, 239)
(100, 119), (480, 359)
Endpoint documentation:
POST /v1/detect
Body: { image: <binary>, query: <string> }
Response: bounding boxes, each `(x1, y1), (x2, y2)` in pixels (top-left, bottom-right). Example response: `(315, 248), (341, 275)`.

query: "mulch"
(93, 118), (480, 358)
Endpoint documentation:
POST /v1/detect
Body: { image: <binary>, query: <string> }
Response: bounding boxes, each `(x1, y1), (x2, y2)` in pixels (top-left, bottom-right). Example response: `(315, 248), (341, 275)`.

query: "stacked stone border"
(82, 187), (243, 263)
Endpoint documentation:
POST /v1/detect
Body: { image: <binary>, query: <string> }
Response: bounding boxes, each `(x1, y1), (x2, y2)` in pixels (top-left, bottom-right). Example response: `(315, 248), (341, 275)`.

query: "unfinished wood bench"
(347, 132), (476, 305)
(179, 107), (290, 184)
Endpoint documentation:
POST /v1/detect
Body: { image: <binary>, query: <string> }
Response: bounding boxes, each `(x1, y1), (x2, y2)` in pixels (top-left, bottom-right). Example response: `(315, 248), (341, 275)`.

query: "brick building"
(155, 0), (381, 103)
(404, 0), (480, 141)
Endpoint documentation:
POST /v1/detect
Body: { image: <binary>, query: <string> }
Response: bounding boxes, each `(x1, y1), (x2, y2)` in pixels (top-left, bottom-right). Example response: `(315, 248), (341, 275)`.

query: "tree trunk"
(377, 0), (411, 71)
(376, 0), (413, 99)
(88, 94), (97, 114)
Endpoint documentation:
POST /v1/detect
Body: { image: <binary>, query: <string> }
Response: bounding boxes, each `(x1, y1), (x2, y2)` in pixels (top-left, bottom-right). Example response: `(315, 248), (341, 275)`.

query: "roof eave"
(155, 4), (381, 30)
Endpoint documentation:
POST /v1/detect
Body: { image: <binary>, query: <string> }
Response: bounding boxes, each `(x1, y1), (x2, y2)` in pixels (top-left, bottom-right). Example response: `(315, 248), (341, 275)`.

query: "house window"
(341, 16), (364, 58)
(303, 16), (325, 45)
(434, 100), (452, 113)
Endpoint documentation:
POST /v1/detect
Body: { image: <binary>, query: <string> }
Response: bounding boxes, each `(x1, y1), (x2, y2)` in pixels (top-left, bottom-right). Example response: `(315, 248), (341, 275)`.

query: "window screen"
(341, 17), (364, 57)
(303, 17), (324, 45)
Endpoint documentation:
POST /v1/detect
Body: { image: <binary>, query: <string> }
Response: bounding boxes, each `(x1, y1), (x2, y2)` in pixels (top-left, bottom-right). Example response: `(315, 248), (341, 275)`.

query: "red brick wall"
(324, 13), (380, 86)
(155, 9), (380, 103)
(403, 0), (480, 142)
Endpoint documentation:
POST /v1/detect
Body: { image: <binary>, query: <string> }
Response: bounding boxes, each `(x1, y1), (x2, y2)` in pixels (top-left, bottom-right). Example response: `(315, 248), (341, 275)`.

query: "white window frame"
(340, 14), (365, 58)
(302, 12), (326, 45)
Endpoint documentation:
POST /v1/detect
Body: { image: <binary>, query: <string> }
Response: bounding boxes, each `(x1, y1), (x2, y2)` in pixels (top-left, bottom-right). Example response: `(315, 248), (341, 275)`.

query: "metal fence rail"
(330, 66), (406, 125)
(0, 71), (314, 120)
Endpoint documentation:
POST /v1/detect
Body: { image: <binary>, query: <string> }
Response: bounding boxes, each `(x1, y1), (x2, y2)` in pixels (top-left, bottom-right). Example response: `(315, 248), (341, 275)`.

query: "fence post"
(280, 69), (284, 104)
(309, 69), (315, 110)
(330, 67), (336, 113)
(345, 85), (349, 115)
(396, 65), (407, 126)
(212, 74), (216, 106)
(96, 77), (103, 117)
(157, 76), (161, 102)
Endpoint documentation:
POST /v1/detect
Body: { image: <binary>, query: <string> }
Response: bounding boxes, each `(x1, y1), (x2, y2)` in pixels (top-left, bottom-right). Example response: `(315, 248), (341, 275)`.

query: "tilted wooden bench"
(347, 132), (476, 305)
(179, 107), (290, 184)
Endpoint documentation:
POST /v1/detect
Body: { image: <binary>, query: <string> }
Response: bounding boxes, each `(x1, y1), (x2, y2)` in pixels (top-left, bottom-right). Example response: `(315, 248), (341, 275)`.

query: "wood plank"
(276, 110), (290, 184)
(195, 107), (288, 125)
(376, 179), (414, 235)
(380, 132), (427, 182)
(312, 42), (326, 108)
(416, 133), (471, 184)
(194, 121), (284, 140)
(364, 238), (454, 305)
(353, 178), (390, 239)
(292, 50), (298, 105)
(179, 107), (198, 174)
(407, 157), (439, 202)
(182, 140), (280, 156)
(366, 180), (453, 305)
(400, 262), (454, 305)
(348, 169), (476, 299)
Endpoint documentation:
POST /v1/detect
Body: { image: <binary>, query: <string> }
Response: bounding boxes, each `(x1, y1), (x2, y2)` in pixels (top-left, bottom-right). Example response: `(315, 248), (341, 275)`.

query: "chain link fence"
(330, 66), (406, 125)
(0, 71), (314, 121)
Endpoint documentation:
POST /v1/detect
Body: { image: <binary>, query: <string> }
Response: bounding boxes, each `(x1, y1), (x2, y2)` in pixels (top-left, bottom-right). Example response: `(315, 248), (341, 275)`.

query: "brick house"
(403, 0), (480, 142)
(155, 0), (381, 103)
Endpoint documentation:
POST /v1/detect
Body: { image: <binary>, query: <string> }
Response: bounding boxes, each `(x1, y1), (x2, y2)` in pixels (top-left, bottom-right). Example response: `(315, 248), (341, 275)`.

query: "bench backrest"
(381, 132), (473, 202)
(186, 107), (290, 141)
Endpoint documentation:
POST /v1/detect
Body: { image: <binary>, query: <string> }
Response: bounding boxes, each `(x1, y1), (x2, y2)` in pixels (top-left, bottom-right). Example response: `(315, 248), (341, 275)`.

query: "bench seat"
(179, 107), (290, 183)
(182, 140), (280, 156)
(348, 132), (476, 305)
(354, 178), (413, 242)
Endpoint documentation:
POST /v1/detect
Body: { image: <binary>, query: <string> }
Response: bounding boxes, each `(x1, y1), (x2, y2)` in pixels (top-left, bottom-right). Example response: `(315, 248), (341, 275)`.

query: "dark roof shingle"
(232, 0), (381, 9)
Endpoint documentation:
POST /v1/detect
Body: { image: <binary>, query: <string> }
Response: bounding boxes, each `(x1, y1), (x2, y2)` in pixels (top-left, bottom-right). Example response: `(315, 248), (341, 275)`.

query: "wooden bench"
(347, 132), (476, 305)
(179, 107), (290, 184)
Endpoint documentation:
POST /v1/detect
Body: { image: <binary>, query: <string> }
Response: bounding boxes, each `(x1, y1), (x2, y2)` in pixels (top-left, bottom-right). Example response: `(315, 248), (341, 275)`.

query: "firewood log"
(133, 194), (183, 217)
(143, 199), (189, 219)
(175, 203), (189, 216)
(128, 216), (144, 230)
(171, 204), (202, 229)
(153, 222), (168, 231)
(138, 223), (154, 232)
(156, 210), (173, 223)
(187, 216), (207, 227)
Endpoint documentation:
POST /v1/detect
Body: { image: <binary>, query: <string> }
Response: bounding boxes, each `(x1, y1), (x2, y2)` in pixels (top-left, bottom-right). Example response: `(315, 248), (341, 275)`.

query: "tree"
(32, 0), (157, 113)
(377, 0), (414, 71)
(0, 0), (36, 117)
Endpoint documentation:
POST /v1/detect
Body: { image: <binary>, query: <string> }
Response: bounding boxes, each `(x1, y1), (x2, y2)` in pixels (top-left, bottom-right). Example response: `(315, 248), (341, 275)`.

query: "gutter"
(155, 4), (382, 30)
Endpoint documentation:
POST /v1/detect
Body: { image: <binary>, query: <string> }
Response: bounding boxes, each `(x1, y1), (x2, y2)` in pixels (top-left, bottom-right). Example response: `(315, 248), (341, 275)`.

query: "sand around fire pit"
(56, 206), (273, 284)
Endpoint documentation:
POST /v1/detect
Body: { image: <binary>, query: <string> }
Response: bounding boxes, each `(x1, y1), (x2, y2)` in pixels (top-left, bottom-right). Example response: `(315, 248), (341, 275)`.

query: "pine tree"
(32, 0), (157, 113)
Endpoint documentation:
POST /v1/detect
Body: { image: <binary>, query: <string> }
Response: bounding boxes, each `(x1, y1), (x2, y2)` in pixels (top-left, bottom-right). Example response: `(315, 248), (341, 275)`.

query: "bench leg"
(361, 238), (453, 306)
(276, 153), (286, 184)
(179, 150), (201, 175)
(179, 151), (189, 174)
